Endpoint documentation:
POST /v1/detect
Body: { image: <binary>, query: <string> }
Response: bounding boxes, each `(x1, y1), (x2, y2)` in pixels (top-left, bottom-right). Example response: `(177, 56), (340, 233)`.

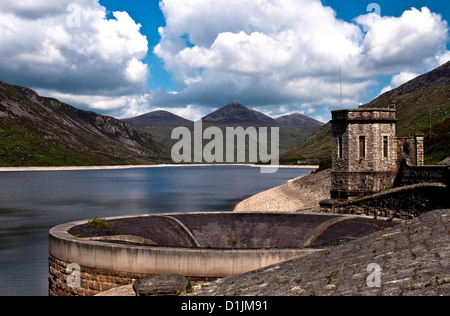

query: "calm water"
(0, 165), (313, 296)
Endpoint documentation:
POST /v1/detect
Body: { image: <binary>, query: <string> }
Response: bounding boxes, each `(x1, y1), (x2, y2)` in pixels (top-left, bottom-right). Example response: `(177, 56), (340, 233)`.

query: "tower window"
(359, 136), (366, 158)
(383, 136), (388, 158)
(338, 137), (343, 158)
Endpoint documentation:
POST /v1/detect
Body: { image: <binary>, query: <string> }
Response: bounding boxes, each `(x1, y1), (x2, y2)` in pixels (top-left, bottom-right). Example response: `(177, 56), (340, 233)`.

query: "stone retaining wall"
(48, 254), (153, 296)
(395, 160), (449, 187)
(320, 183), (449, 219)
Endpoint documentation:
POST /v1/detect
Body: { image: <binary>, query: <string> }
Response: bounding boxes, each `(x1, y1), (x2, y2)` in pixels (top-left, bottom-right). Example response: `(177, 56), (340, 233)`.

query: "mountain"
(0, 81), (167, 167)
(123, 110), (193, 127)
(123, 111), (195, 156)
(280, 60), (450, 167)
(202, 101), (280, 126)
(275, 113), (324, 128)
(125, 101), (323, 155)
(200, 101), (324, 153)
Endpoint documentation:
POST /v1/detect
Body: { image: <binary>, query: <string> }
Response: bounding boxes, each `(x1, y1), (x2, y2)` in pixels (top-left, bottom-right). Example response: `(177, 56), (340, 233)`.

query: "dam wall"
(48, 215), (320, 296)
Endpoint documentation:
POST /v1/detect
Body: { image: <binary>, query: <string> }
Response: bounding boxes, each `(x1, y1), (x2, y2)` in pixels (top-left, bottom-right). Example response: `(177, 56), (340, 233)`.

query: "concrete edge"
(49, 213), (322, 278)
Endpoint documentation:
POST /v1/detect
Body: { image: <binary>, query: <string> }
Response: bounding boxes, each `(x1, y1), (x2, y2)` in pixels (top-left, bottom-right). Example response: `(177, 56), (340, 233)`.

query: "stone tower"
(331, 109), (398, 199)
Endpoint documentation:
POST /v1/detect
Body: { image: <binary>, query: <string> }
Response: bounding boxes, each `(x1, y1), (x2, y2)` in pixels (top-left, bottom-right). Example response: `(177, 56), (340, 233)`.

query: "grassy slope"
(0, 117), (167, 167)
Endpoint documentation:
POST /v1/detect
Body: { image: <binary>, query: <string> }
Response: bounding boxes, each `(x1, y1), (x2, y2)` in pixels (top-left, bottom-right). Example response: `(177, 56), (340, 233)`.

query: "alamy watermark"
(66, 1), (98, 28)
(171, 120), (280, 174)
(67, 263), (81, 288)
(366, 263), (382, 288)
(66, 3), (82, 28)
(367, 3), (381, 16)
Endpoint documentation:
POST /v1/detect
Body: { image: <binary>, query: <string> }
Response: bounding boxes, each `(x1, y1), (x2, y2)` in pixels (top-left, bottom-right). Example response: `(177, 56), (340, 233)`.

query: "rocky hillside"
(0, 81), (166, 166)
(281, 61), (450, 166)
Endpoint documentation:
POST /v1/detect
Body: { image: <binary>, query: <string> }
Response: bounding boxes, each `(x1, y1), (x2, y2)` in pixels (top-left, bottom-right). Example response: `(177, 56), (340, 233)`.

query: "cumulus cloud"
(154, 0), (449, 114)
(356, 7), (449, 73)
(0, 0), (449, 119)
(0, 0), (150, 115)
(380, 71), (420, 95)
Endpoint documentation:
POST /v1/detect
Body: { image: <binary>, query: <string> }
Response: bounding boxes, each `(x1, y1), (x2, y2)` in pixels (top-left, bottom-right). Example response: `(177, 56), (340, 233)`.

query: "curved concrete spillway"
(49, 212), (397, 296)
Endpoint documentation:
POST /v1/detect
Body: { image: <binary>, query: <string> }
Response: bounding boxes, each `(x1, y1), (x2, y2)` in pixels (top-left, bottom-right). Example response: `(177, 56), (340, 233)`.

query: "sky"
(0, 0), (449, 123)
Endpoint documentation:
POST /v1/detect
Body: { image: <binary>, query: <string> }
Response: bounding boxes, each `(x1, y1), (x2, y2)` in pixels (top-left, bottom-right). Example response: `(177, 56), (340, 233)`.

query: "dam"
(49, 212), (397, 296)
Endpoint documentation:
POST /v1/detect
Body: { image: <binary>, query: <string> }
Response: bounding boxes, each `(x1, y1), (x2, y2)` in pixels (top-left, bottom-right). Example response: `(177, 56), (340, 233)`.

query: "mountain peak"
(228, 100), (244, 107)
(123, 110), (193, 127)
(202, 101), (280, 126)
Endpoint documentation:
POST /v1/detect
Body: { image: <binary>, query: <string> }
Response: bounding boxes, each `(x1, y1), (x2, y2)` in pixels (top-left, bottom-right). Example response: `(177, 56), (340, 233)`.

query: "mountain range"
(123, 101), (324, 154)
(1, 60), (448, 167)
(281, 60), (450, 167)
(124, 100), (323, 128)
(0, 83), (322, 166)
(0, 81), (166, 166)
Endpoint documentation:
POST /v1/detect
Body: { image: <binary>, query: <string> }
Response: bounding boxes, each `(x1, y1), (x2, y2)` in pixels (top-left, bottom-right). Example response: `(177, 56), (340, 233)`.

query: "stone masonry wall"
(320, 183), (449, 220)
(395, 160), (448, 187)
(331, 171), (397, 199)
(395, 133), (425, 167)
(48, 254), (153, 296)
(331, 109), (398, 198)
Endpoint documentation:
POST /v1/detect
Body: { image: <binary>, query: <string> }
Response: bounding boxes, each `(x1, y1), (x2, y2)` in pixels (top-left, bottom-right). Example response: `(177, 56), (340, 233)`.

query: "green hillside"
(0, 81), (167, 167)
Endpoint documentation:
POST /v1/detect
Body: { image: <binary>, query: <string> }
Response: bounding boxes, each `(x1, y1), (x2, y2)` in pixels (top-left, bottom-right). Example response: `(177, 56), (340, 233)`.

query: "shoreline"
(234, 169), (331, 213)
(0, 164), (319, 173)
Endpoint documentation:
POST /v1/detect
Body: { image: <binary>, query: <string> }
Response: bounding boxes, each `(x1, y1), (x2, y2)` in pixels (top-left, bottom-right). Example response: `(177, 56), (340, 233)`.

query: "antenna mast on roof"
(339, 65), (343, 107)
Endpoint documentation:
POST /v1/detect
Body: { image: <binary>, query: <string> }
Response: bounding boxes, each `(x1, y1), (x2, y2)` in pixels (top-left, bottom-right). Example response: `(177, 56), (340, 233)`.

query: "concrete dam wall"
(49, 212), (397, 296)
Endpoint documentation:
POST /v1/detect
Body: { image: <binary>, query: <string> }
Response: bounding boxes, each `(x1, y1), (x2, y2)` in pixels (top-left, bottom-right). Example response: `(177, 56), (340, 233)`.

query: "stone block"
(133, 274), (188, 296)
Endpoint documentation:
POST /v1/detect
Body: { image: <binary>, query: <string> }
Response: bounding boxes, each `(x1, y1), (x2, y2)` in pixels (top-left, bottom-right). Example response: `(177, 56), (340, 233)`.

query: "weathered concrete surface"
(49, 215), (323, 296)
(193, 210), (450, 296)
(95, 284), (135, 297)
(133, 274), (188, 296)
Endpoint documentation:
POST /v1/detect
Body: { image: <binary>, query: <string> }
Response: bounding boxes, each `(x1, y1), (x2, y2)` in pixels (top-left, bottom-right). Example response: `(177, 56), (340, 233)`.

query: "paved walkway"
(194, 210), (450, 296)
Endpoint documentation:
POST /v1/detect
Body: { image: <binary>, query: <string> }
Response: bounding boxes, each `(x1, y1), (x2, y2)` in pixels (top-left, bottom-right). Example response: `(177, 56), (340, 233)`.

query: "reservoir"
(0, 165), (314, 296)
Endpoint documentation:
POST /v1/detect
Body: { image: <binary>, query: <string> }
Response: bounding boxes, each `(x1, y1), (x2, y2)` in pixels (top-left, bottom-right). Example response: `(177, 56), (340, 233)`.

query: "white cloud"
(380, 71), (419, 95)
(0, 0), (150, 115)
(1, 0), (449, 119)
(437, 51), (450, 65)
(164, 105), (205, 121)
(356, 7), (449, 73)
(313, 115), (327, 124)
(154, 0), (449, 115)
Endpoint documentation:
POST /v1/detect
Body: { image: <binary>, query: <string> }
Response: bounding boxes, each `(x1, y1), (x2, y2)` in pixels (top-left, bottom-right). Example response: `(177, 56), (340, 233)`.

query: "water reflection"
(0, 166), (313, 296)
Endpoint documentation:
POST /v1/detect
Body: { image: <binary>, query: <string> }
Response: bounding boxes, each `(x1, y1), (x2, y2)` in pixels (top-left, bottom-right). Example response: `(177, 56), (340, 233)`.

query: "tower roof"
(332, 108), (397, 123)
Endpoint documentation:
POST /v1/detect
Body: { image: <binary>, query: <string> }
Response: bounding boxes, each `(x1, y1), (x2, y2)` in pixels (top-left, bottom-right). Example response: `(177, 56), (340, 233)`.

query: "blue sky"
(99, 0), (172, 91)
(102, 0), (450, 107)
(0, 0), (449, 122)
